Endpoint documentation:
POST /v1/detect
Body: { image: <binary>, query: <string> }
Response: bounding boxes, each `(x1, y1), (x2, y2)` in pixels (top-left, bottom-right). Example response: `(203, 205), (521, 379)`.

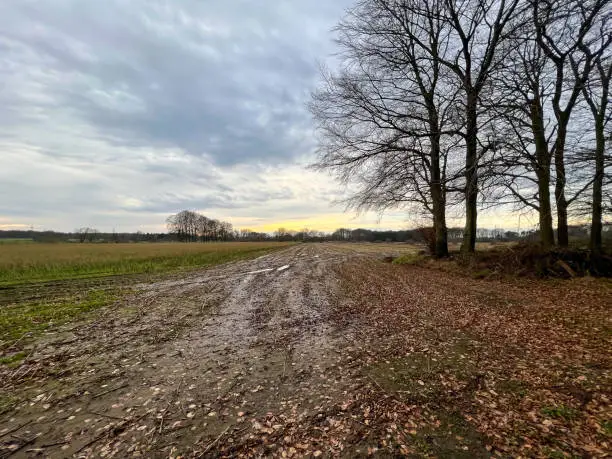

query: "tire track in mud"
(0, 244), (363, 458)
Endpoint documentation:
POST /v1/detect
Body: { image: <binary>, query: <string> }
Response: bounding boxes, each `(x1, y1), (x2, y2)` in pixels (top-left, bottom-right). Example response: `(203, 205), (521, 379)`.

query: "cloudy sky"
(0, 0), (522, 233)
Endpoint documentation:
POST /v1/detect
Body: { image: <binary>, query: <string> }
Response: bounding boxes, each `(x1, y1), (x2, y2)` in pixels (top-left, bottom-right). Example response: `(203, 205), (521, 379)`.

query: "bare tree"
(437, 0), (521, 252)
(487, 0), (610, 250)
(531, 0), (609, 246)
(310, 0), (469, 257)
(75, 227), (90, 243)
(196, 214), (209, 242)
(311, 0), (521, 255)
(571, 10), (611, 252)
(491, 10), (557, 248)
(167, 211), (234, 242)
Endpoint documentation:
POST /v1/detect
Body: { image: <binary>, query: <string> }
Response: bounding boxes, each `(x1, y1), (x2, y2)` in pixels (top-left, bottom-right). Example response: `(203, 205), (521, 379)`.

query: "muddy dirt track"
(0, 244), (383, 458)
(3, 243), (610, 458)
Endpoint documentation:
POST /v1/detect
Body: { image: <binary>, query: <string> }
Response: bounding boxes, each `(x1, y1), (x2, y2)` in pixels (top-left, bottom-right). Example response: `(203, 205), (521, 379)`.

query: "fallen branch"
(199, 426), (230, 456)
(88, 411), (128, 421)
(92, 382), (128, 399)
(40, 440), (68, 448)
(0, 420), (32, 440)
(74, 411), (149, 454)
(7, 434), (37, 457)
(5, 332), (32, 351)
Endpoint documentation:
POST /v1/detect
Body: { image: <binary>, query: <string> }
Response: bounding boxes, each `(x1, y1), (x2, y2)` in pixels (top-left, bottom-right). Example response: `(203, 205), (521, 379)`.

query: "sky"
(0, 0), (525, 234)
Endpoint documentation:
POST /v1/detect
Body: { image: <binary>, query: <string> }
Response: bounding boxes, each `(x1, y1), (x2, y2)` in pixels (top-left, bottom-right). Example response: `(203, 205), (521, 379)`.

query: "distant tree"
(75, 227), (90, 243)
(167, 211), (235, 242)
(75, 227), (99, 243)
(331, 228), (352, 241)
(87, 228), (100, 242)
(275, 228), (295, 241)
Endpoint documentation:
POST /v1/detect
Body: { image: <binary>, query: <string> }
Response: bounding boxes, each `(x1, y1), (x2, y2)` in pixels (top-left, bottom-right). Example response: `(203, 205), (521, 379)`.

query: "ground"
(0, 244), (610, 458)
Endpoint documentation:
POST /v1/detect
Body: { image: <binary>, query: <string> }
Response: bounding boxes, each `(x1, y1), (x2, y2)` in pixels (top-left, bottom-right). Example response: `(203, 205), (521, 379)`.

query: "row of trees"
(166, 210), (235, 242)
(330, 226), (522, 241)
(165, 211), (575, 243)
(2, 223), (607, 244)
(0, 229), (174, 243)
(310, 0), (610, 257)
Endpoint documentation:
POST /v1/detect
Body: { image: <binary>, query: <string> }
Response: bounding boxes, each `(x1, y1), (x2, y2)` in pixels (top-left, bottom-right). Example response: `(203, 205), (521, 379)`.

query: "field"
(0, 242), (291, 358)
(0, 242), (292, 285)
(0, 243), (610, 458)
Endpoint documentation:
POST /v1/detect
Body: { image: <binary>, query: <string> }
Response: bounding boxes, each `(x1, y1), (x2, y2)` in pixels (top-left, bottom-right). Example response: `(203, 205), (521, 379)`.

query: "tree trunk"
(430, 175), (448, 258)
(538, 174), (555, 249)
(554, 124), (569, 247)
(530, 98), (555, 249)
(429, 104), (449, 258)
(432, 196), (448, 258)
(462, 93), (478, 253)
(590, 116), (605, 253)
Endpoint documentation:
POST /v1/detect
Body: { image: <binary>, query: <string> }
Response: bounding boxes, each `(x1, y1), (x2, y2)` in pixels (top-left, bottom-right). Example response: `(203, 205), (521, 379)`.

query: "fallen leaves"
(331, 260), (611, 458)
(1, 247), (609, 458)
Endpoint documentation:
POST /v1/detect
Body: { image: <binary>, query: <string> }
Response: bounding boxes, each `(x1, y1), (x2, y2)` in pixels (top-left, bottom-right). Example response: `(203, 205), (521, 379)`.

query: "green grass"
(0, 351), (26, 366)
(365, 336), (479, 400)
(543, 448), (568, 459)
(471, 268), (493, 279)
(0, 242), (291, 286)
(497, 379), (528, 398)
(541, 404), (578, 421)
(392, 253), (427, 265)
(0, 242), (293, 349)
(0, 394), (19, 415)
(0, 289), (120, 346)
(409, 410), (489, 458)
(363, 337), (490, 457)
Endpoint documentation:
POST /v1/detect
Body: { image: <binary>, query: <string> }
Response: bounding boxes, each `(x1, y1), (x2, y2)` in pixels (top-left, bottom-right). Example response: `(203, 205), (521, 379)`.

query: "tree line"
(309, 0), (610, 257)
(0, 229), (171, 243)
(2, 221), (607, 244)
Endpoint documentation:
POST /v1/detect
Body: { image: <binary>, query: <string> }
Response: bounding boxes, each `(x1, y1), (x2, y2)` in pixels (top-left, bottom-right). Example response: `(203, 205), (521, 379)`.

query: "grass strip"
(0, 244), (289, 286)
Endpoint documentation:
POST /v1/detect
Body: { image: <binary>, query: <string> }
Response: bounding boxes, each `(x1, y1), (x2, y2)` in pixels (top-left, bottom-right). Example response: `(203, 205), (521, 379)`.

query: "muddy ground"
(1, 243), (610, 458)
(0, 244), (376, 458)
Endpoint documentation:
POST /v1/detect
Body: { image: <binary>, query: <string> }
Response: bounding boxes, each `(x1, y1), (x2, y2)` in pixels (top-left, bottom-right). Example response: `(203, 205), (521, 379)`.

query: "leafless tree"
(74, 227), (100, 243)
(490, 9), (558, 248)
(310, 0), (521, 255)
(75, 227), (90, 243)
(310, 0), (470, 257)
(484, 0), (610, 251)
(307, 0), (612, 253)
(530, 0), (610, 246)
(570, 9), (611, 252)
(435, 0), (521, 252)
(167, 211), (234, 242)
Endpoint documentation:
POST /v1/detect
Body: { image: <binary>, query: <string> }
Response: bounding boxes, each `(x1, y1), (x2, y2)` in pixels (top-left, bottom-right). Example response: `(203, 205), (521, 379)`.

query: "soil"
(0, 244), (373, 458)
(1, 243), (609, 458)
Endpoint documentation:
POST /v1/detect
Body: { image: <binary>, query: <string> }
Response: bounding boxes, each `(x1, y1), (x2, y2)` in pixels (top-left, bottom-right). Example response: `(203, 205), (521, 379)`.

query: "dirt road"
(0, 244), (379, 458)
(2, 243), (609, 458)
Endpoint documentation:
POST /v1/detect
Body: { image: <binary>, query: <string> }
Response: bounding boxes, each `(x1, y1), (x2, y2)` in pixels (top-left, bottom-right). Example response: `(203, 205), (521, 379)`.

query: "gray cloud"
(1, 0), (392, 232)
(0, 0), (351, 165)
